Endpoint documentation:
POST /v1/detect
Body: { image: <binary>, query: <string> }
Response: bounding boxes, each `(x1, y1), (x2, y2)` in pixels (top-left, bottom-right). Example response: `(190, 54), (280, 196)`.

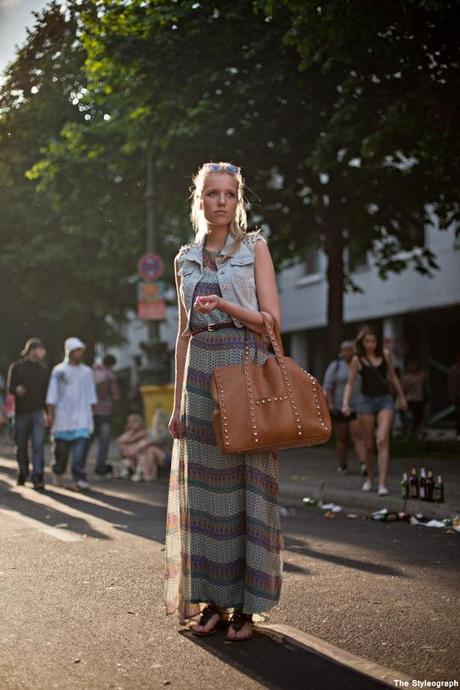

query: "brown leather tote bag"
(210, 311), (331, 453)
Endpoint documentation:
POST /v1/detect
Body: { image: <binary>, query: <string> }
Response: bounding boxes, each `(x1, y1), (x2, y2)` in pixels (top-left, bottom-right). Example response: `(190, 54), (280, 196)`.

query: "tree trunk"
(323, 188), (345, 361)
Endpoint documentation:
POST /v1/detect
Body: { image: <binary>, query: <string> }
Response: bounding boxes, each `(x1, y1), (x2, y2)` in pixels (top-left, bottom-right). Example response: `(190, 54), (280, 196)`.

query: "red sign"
(138, 299), (166, 321)
(137, 253), (164, 282)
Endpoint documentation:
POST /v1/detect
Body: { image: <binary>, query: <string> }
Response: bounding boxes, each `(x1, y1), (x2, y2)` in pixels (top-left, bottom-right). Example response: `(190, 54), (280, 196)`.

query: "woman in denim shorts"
(342, 326), (407, 496)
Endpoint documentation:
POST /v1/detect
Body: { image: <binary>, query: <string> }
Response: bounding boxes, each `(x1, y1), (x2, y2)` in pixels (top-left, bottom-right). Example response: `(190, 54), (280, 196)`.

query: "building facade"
(279, 220), (460, 427)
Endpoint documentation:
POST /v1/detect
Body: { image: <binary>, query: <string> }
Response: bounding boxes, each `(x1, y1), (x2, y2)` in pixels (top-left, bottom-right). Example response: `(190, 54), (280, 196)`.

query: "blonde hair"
(189, 161), (248, 244)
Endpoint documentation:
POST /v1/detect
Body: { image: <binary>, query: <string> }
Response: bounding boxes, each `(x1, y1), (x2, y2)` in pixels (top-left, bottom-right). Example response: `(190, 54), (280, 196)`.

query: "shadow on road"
(284, 534), (406, 577)
(0, 457), (167, 543)
(0, 484), (109, 541)
(181, 628), (391, 690)
(44, 486), (167, 542)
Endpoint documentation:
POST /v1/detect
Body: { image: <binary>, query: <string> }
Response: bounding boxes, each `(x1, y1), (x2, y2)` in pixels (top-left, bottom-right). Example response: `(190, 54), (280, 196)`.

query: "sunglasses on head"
(204, 163), (240, 175)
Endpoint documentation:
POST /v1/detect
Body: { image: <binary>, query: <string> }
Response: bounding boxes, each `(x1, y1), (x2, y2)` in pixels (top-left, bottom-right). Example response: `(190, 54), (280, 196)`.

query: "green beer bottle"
(434, 474), (445, 503)
(400, 472), (409, 500)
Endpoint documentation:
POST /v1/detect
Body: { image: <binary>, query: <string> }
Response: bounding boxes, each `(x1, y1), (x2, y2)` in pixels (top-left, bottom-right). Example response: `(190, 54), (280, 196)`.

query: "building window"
(403, 222), (426, 249)
(295, 246), (323, 287)
(347, 244), (369, 273)
(304, 246), (321, 276)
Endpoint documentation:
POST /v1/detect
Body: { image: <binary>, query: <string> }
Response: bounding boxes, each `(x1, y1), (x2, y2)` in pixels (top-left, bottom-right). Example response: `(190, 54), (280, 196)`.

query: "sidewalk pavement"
(278, 446), (460, 519)
(1, 437), (458, 520)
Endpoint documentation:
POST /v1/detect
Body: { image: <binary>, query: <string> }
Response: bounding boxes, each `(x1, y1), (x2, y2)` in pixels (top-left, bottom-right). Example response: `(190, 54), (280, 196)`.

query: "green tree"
(80, 0), (459, 356)
(0, 2), (145, 367)
(2, 0), (457, 370)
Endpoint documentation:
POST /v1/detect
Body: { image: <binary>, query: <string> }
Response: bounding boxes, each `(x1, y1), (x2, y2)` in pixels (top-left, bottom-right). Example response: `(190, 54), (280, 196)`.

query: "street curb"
(280, 481), (459, 519)
(256, 623), (411, 688)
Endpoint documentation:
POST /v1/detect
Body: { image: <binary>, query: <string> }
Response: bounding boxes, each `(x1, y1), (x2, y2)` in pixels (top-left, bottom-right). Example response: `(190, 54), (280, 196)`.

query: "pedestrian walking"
(323, 341), (366, 475)
(92, 354), (120, 478)
(6, 338), (49, 489)
(165, 162), (283, 642)
(46, 337), (97, 491)
(401, 358), (428, 436)
(342, 326), (408, 496)
(447, 351), (460, 440)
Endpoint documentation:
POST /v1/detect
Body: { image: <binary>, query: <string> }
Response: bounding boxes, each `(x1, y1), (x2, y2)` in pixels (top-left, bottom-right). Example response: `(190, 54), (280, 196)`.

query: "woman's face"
(127, 415), (142, 430)
(363, 334), (377, 353)
(200, 173), (238, 228)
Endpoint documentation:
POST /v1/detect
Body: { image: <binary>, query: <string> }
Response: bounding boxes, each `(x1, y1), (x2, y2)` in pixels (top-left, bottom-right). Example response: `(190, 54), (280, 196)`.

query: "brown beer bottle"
(409, 467), (419, 499)
(425, 468), (435, 502)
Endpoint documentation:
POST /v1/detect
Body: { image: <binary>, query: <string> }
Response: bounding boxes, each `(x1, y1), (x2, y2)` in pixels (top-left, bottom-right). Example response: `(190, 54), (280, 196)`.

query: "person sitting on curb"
(116, 414), (165, 481)
(146, 408), (173, 477)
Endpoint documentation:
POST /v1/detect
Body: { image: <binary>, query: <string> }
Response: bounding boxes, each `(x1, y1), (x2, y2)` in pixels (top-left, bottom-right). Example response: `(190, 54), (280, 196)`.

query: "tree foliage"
(0, 0), (457, 368)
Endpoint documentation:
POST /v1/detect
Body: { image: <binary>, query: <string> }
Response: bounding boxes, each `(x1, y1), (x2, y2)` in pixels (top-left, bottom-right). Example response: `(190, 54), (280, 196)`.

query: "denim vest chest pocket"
(228, 252), (258, 312)
(230, 254), (255, 287)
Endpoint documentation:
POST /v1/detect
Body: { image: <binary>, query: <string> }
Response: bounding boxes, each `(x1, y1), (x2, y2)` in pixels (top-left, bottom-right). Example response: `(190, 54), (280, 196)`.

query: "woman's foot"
(378, 485), (389, 496)
(225, 610), (254, 642)
(191, 605), (224, 637)
(361, 479), (373, 492)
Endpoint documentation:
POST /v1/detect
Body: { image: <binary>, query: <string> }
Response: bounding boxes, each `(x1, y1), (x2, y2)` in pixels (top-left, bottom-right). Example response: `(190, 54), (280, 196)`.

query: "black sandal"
(225, 610), (254, 642)
(191, 604), (225, 637)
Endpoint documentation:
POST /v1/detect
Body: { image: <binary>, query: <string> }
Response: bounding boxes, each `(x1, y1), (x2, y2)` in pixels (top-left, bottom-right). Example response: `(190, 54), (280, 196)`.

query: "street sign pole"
(139, 150), (168, 386)
(145, 150), (157, 347)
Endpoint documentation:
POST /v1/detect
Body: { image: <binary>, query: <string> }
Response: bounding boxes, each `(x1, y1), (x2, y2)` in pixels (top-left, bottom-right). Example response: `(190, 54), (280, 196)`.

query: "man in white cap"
(46, 337), (98, 490)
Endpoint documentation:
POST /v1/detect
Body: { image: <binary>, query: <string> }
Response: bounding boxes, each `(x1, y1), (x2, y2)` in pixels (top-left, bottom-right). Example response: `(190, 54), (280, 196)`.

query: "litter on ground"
(319, 502), (342, 512)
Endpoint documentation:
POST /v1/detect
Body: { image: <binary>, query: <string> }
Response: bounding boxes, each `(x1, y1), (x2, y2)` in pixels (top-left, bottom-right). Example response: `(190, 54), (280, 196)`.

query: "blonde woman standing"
(165, 162), (283, 642)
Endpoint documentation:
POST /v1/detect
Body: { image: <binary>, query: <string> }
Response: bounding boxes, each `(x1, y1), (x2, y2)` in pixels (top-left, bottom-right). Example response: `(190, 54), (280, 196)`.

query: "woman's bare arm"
(384, 349), (407, 408)
(172, 256), (191, 413)
(342, 356), (359, 413)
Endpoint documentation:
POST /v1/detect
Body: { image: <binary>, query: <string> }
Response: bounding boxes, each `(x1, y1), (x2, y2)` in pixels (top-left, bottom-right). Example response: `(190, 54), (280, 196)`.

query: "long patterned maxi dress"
(165, 247), (283, 621)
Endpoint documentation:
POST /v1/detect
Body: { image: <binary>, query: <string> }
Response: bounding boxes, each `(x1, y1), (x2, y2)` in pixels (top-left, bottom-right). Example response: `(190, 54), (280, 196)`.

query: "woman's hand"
(194, 295), (222, 314)
(342, 404), (351, 417)
(399, 396), (408, 413)
(168, 408), (181, 439)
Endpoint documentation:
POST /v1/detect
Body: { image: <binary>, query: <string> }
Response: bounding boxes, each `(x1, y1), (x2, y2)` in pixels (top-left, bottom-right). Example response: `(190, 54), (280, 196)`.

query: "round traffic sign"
(137, 253), (164, 282)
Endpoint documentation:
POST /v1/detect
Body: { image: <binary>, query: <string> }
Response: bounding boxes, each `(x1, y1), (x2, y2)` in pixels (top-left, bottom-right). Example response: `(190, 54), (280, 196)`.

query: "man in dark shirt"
(7, 338), (49, 489)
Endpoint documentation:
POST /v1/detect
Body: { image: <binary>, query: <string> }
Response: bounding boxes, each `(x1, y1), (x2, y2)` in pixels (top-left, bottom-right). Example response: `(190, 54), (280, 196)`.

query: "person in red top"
(91, 354), (120, 477)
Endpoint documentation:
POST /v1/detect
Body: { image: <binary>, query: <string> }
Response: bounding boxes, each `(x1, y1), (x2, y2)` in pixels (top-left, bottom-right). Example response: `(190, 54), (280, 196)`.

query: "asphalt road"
(0, 453), (458, 690)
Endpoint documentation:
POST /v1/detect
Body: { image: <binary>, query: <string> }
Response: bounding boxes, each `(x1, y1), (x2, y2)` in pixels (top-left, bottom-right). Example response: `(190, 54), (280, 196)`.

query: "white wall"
(279, 223), (460, 333)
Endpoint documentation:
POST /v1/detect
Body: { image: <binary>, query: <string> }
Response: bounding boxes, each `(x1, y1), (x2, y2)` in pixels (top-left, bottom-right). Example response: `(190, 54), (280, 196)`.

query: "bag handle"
(241, 311), (302, 446)
(259, 311), (285, 358)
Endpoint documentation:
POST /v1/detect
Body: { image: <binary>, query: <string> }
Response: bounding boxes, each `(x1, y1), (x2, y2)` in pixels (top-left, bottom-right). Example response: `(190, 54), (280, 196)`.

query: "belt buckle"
(207, 324), (216, 332)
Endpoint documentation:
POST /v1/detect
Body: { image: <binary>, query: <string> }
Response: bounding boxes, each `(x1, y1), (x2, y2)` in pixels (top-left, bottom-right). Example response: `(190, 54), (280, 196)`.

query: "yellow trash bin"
(140, 384), (175, 426)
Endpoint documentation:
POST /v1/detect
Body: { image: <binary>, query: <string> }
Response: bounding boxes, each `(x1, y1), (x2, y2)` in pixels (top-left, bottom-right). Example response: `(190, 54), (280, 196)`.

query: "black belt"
(190, 321), (237, 336)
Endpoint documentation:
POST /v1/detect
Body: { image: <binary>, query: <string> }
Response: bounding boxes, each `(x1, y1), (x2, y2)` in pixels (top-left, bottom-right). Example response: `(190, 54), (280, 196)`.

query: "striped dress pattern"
(165, 246), (283, 620)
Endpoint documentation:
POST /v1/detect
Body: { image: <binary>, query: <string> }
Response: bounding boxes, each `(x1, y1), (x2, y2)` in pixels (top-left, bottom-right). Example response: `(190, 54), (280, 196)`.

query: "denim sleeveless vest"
(177, 231), (262, 336)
